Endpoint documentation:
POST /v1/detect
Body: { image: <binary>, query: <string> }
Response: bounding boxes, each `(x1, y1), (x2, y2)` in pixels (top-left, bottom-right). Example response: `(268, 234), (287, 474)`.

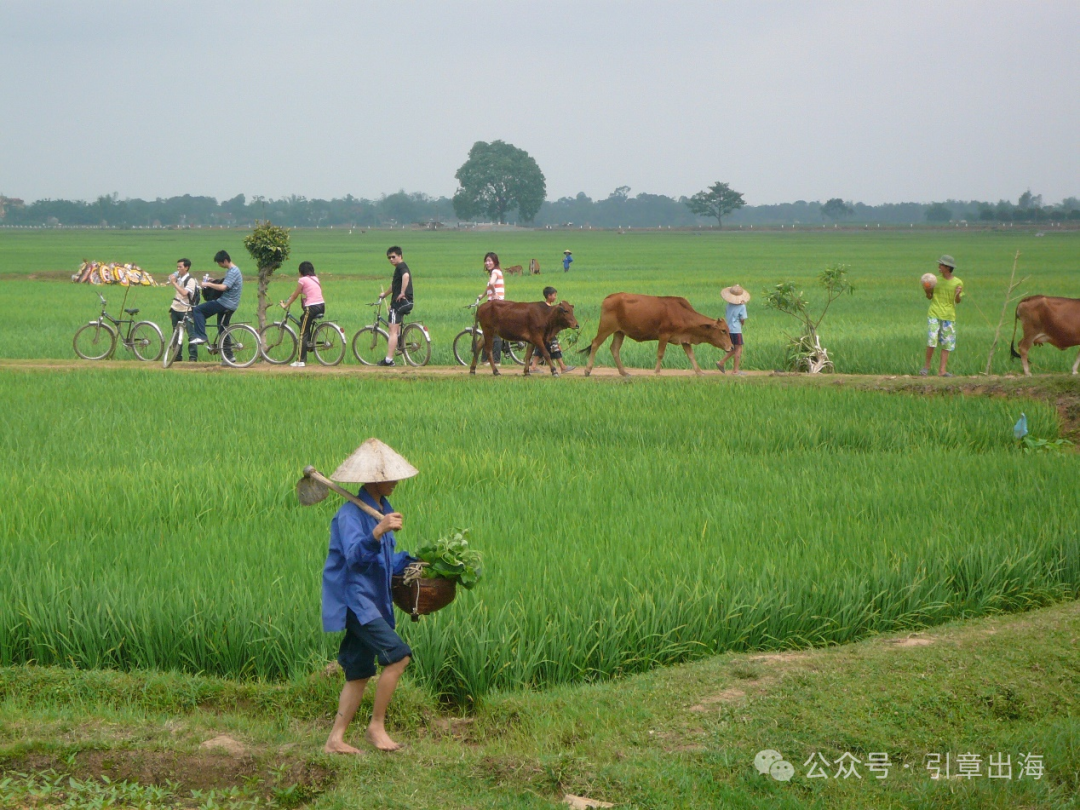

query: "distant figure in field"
(920, 254), (964, 377)
(717, 284), (749, 374)
(378, 246), (413, 367)
(279, 261), (325, 367)
(563, 250), (573, 272)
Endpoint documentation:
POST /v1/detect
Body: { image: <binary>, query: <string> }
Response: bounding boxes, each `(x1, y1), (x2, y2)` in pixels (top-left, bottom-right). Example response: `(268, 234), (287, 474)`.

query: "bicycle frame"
(83, 293), (160, 358)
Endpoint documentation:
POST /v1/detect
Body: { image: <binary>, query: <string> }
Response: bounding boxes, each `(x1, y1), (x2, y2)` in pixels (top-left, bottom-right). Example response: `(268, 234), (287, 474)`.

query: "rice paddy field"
(1, 228), (1078, 704)
(1, 226), (1079, 373)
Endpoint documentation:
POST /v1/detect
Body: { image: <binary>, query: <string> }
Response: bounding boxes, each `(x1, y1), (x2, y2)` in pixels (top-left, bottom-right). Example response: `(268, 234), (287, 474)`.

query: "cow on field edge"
(470, 299), (579, 376)
(581, 293), (733, 377)
(1010, 295), (1080, 376)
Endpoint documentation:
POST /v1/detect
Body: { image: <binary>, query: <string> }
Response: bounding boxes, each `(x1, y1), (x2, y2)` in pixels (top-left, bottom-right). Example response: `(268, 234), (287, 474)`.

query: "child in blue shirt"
(717, 284), (749, 374)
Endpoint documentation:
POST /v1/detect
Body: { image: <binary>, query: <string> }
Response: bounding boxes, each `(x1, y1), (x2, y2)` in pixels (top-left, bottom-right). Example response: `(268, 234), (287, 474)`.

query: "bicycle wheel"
(452, 328), (483, 366)
(220, 324), (261, 368)
(312, 322), (346, 366)
(163, 324), (183, 369)
(352, 326), (389, 366)
(73, 321), (117, 360)
(130, 321), (164, 361)
(401, 323), (431, 367)
(505, 340), (528, 365)
(259, 322), (298, 364)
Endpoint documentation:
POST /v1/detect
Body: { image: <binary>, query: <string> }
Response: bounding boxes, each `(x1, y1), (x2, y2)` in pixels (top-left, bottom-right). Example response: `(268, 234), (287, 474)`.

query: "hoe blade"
(296, 474), (329, 506)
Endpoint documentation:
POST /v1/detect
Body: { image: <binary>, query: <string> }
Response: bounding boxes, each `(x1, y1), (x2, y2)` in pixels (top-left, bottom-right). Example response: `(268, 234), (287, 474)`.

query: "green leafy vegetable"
(413, 529), (483, 589)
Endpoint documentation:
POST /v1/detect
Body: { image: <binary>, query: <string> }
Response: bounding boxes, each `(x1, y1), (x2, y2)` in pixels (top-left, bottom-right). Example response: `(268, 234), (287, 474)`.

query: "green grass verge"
(2, 599), (1078, 808)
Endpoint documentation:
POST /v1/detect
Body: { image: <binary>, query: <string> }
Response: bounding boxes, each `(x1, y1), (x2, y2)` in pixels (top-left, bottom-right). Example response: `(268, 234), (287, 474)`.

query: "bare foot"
(324, 739), (363, 755)
(366, 727), (403, 752)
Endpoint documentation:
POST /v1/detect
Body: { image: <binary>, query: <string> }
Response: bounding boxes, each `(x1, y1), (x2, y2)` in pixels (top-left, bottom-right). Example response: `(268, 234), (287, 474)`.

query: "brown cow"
(583, 293), (733, 377)
(470, 299), (579, 376)
(1010, 295), (1080, 376)
(505, 264), (523, 276)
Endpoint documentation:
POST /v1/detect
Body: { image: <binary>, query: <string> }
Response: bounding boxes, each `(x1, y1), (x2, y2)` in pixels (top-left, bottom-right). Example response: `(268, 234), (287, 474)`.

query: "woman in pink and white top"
(483, 252), (505, 364)
(280, 261), (325, 367)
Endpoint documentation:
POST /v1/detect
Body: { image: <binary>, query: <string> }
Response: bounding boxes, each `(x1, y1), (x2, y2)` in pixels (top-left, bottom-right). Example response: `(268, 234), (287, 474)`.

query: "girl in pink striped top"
(483, 252), (505, 365)
(280, 261), (326, 367)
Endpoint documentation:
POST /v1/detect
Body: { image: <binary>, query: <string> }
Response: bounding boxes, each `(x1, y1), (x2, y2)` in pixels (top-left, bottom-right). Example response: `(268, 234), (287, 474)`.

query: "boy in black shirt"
(379, 246), (413, 367)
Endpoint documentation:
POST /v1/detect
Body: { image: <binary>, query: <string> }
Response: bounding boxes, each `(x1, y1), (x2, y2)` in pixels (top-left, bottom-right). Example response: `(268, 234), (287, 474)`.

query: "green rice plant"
(0, 368), (1077, 702)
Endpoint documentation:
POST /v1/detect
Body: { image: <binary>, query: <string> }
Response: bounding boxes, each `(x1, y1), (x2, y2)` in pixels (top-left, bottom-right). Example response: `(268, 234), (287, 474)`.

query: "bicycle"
(351, 293), (431, 366)
(163, 308), (261, 369)
(452, 296), (527, 366)
(260, 305), (347, 366)
(74, 293), (164, 361)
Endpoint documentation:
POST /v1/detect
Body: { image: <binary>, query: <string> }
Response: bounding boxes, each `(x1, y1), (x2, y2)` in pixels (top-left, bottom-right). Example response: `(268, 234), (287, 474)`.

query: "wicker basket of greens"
(392, 529), (483, 621)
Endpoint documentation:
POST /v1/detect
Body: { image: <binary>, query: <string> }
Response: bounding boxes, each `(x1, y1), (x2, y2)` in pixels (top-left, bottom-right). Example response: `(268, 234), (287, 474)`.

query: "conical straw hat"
(331, 438), (419, 483)
(721, 284), (751, 305)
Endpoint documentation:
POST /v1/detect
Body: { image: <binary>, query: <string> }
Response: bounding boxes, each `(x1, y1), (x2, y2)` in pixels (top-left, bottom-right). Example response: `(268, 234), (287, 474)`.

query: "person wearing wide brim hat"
(562, 249), (573, 272)
(920, 255), (964, 377)
(717, 285), (750, 374)
(322, 439), (419, 755)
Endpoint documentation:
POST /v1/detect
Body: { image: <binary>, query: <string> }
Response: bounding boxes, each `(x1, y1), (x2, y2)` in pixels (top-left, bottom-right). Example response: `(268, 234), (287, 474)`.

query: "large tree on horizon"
(452, 140), (546, 224)
(685, 181), (746, 228)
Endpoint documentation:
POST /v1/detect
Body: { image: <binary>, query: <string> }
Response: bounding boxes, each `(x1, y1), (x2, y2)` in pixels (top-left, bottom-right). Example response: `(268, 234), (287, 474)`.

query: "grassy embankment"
(2, 600), (1078, 808)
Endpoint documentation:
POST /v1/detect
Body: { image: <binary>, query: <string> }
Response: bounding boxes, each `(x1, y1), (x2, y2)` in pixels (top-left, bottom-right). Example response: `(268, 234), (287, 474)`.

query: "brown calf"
(470, 300), (579, 376)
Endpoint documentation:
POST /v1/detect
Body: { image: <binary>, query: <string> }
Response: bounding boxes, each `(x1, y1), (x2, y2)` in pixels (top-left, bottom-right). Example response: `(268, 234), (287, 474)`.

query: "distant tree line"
(2, 190), (1077, 229)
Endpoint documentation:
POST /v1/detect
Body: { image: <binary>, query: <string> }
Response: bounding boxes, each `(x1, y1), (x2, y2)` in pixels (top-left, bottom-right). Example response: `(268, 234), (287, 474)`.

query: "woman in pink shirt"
(280, 261), (325, 367)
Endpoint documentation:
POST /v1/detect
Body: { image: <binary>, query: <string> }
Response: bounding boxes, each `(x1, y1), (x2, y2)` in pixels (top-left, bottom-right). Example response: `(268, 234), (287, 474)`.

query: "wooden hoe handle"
(303, 466), (385, 520)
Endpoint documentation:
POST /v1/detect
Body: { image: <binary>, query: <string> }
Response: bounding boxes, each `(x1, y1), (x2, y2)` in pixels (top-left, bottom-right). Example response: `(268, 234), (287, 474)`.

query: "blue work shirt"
(218, 265), (243, 311)
(322, 489), (415, 632)
(725, 302), (747, 334)
(563, 254), (573, 270)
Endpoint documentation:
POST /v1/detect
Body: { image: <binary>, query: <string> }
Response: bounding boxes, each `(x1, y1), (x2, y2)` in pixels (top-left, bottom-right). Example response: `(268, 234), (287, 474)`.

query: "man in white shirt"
(167, 259), (199, 362)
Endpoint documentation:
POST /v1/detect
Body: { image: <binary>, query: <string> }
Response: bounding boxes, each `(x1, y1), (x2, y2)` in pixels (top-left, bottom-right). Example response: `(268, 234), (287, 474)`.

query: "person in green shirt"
(920, 254), (964, 377)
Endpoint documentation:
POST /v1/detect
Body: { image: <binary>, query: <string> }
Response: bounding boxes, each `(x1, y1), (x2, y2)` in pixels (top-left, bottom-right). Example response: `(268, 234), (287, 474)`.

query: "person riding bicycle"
(378, 246), (413, 367)
(167, 258), (199, 362)
(280, 260), (325, 368)
(189, 250), (243, 355)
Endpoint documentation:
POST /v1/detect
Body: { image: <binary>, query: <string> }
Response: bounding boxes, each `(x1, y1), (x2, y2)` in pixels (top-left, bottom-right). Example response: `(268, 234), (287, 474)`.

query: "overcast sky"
(2, 1), (1078, 206)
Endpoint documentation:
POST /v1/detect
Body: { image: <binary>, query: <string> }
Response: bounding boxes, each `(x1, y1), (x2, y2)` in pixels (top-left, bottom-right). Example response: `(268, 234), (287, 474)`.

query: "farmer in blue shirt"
(563, 249), (573, 272)
(189, 250), (243, 349)
(322, 439), (418, 754)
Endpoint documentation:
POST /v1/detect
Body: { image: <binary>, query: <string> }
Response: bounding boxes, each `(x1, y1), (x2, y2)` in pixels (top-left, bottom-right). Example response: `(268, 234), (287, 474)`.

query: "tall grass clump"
(0, 368), (1077, 702)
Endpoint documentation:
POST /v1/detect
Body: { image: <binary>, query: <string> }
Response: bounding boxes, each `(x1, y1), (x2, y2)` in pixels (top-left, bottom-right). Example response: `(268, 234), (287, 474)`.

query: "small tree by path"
(243, 221), (291, 330)
(764, 264), (854, 373)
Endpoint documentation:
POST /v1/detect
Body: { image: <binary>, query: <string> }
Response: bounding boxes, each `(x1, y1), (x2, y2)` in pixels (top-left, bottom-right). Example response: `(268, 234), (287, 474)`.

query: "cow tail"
(1009, 303), (1021, 360)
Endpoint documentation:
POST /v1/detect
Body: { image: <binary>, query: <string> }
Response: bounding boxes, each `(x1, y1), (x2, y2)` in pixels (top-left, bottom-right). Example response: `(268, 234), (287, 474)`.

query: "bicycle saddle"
(125, 308), (140, 315)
